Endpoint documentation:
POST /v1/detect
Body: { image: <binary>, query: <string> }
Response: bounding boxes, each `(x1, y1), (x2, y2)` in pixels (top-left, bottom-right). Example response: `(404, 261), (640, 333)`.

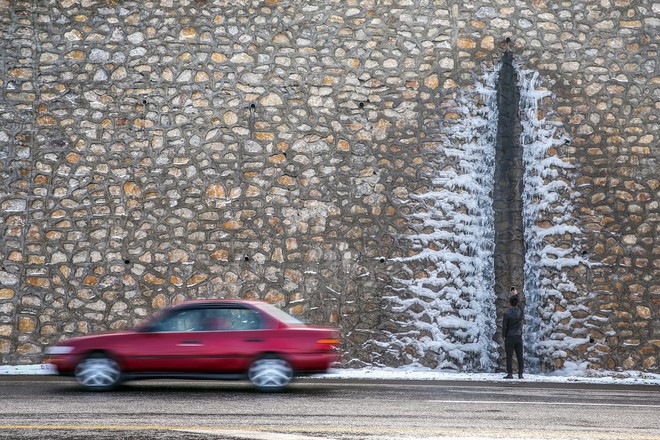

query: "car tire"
(74, 352), (122, 391)
(248, 355), (293, 392)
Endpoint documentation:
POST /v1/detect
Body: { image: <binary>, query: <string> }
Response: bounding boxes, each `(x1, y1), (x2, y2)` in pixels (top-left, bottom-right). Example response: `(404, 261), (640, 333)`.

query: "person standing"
(503, 288), (524, 379)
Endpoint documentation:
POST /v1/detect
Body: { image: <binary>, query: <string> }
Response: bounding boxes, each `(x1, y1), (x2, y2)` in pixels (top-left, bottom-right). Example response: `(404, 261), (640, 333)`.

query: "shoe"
(504, 375), (513, 379)
(518, 375), (524, 379)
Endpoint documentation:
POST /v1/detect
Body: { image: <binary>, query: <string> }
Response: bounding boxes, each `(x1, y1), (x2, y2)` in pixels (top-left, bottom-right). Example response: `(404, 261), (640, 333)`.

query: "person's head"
(509, 295), (519, 307)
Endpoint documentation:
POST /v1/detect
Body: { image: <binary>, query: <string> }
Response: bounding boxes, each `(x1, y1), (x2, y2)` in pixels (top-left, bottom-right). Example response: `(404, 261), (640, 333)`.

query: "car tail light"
(316, 338), (340, 352)
(317, 339), (340, 345)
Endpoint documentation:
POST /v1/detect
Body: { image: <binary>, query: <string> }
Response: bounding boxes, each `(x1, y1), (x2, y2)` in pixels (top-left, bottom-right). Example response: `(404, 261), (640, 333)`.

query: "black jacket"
(503, 306), (523, 337)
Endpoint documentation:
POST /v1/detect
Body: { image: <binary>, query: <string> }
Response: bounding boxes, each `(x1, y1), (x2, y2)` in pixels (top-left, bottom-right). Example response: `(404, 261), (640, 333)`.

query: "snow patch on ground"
(0, 363), (57, 375)
(3, 364), (658, 386)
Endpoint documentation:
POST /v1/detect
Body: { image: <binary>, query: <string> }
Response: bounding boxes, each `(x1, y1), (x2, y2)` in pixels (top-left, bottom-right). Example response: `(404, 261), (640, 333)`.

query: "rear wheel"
(74, 352), (122, 391)
(248, 355), (293, 392)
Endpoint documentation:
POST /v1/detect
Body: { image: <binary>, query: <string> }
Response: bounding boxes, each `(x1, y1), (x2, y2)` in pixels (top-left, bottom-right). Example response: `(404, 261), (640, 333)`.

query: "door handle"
(178, 340), (202, 346)
(245, 338), (264, 343)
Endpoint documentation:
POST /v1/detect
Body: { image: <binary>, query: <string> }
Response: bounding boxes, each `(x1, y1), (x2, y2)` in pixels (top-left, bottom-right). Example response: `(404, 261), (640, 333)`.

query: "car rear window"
(259, 303), (304, 325)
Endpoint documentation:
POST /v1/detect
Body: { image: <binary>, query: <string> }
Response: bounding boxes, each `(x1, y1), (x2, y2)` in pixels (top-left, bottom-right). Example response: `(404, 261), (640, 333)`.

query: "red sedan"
(44, 300), (340, 392)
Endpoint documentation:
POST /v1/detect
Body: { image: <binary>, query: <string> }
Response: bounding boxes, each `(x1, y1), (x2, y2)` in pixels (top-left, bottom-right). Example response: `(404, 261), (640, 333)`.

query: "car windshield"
(259, 303), (304, 325)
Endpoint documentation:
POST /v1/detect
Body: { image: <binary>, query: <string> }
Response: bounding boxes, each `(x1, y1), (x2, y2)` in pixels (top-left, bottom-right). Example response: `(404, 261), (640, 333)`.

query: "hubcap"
(249, 358), (293, 389)
(75, 356), (121, 389)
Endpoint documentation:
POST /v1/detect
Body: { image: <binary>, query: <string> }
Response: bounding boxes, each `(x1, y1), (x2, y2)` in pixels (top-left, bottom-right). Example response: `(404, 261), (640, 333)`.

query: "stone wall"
(0, 0), (657, 372)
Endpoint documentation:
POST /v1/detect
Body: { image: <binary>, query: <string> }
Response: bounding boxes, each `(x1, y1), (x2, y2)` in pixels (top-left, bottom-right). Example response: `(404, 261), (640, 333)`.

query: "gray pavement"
(0, 376), (659, 439)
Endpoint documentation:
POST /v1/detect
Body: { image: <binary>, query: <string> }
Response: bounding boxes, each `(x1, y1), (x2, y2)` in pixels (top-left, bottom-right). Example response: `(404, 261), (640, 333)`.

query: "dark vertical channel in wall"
(493, 51), (526, 364)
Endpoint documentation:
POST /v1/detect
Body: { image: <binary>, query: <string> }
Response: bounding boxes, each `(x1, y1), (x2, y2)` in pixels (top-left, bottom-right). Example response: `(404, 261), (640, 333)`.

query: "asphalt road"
(0, 376), (659, 440)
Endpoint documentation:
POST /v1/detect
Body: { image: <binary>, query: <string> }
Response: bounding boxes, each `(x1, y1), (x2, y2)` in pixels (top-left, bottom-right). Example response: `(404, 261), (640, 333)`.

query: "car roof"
(169, 299), (266, 309)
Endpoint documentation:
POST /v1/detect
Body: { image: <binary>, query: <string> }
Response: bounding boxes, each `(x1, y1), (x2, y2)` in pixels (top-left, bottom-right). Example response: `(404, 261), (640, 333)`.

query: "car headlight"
(44, 346), (75, 355)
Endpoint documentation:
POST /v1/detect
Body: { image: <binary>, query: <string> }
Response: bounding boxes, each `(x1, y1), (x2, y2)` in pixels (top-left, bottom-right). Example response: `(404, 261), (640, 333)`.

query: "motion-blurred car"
(45, 300), (340, 392)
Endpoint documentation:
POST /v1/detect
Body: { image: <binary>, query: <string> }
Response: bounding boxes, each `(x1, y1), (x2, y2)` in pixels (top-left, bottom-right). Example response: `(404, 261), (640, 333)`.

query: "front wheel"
(74, 353), (122, 391)
(248, 356), (293, 392)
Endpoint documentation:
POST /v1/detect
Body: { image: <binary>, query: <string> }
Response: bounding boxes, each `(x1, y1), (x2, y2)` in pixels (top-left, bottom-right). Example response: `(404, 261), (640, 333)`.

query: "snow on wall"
(517, 67), (590, 371)
(376, 69), (501, 371)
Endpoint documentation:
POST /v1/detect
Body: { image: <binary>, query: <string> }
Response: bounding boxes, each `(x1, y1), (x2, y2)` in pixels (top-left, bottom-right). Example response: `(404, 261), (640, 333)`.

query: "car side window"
(202, 308), (263, 331)
(155, 309), (205, 332)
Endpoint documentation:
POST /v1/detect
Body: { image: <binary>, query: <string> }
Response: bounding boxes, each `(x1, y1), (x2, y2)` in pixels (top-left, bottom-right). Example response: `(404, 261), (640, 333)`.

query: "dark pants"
(505, 335), (524, 377)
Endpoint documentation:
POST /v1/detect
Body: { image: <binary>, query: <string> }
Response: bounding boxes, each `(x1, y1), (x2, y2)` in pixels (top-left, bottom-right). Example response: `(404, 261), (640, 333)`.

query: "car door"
(198, 306), (269, 373)
(123, 307), (209, 373)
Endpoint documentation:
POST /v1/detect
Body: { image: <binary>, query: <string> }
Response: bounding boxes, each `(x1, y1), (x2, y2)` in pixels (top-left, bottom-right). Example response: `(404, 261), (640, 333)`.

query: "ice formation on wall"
(517, 67), (589, 371)
(378, 69), (501, 371)
(376, 64), (588, 372)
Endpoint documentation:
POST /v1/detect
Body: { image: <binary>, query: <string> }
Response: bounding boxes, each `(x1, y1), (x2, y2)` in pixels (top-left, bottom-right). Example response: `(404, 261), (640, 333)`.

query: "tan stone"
(37, 115), (56, 125)
(272, 248), (284, 263)
(643, 356), (657, 369)
(133, 118), (154, 128)
(8, 252), (22, 262)
(41, 325), (57, 336)
(424, 74), (439, 90)
(272, 33), (290, 44)
(46, 231), (62, 240)
(206, 183), (226, 198)
(246, 185), (261, 197)
(278, 175), (295, 185)
(180, 27), (197, 40)
(223, 220), (241, 230)
(268, 154), (287, 164)
(286, 237), (298, 251)
(9, 68), (32, 79)
(457, 38), (476, 49)
(255, 132), (274, 141)
(443, 79), (458, 89)
(77, 321), (89, 334)
(18, 316), (35, 333)
(481, 35), (495, 50)
(152, 293), (168, 309)
(195, 71), (209, 82)
(636, 306), (651, 319)
(264, 291), (285, 303)
(17, 343), (39, 354)
(623, 357), (636, 369)
(168, 249), (189, 263)
(223, 111), (238, 125)
(65, 152), (81, 164)
(337, 140), (350, 151)
(187, 274), (208, 287)
(143, 273), (166, 285)
(211, 52), (227, 63)
(170, 275), (184, 286)
(639, 134), (654, 144)
(26, 277), (50, 288)
(123, 181), (142, 197)
(0, 288), (15, 299)
(210, 249), (229, 261)
(65, 50), (85, 60)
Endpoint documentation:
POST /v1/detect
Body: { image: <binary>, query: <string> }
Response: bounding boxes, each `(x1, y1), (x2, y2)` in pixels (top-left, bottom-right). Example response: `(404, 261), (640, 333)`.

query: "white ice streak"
(518, 68), (589, 371)
(381, 69), (500, 372)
